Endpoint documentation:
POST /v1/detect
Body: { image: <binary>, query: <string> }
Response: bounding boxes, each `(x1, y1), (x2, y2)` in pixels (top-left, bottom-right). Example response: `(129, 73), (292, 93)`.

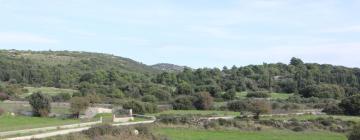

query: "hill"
(151, 63), (186, 72)
(0, 50), (159, 88)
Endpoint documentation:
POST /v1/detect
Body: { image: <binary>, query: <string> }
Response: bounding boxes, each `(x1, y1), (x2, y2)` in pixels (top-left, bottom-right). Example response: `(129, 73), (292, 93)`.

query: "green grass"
(236, 92), (292, 100)
(150, 110), (240, 116)
(23, 86), (78, 97)
(263, 114), (360, 122)
(156, 128), (346, 140)
(0, 115), (82, 132)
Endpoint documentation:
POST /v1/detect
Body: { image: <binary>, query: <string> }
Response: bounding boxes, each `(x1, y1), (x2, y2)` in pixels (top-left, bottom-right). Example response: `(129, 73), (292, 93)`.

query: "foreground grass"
(0, 115), (81, 132)
(156, 128), (347, 140)
(150, 110), (240, 116)
(23, 86), (78, 97)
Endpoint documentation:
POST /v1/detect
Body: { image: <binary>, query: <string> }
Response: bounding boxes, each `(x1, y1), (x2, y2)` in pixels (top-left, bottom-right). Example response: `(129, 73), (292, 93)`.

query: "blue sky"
(1, 0), (360, 68)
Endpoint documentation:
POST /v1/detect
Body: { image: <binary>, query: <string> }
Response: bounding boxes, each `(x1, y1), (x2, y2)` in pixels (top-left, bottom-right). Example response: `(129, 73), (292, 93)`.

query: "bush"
(246, 91), (270, 98)
(172, 96), (196, 110)
(0, 92), (9, 101)
(292, 126), (305, 132)
(29, 92), (51, 117)
(348, 125), (360, 140)
(339, 95), (360, 115)
(322, 104), (344, 115)
(142, 95), (157, 103)
(194, 92), (214, 110)
(123, 100), (158, 114)
(0, 108), (4, 116)
(222, 88), (236, 100)
(52, 93), (72, 102)
(299, 84), (345, 99)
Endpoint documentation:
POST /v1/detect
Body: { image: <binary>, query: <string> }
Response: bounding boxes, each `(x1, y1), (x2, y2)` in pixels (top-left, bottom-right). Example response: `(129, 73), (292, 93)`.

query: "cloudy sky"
(0, 0), (360, 68)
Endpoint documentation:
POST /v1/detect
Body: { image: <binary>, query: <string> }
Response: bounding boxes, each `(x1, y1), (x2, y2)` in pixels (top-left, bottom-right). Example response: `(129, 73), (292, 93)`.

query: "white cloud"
(0, 32), (58, 44)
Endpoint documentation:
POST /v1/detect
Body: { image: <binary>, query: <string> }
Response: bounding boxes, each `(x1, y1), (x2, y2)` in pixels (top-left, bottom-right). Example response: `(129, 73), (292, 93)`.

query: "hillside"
(0, 50), (160, 88)
(151, 63), (186, 72)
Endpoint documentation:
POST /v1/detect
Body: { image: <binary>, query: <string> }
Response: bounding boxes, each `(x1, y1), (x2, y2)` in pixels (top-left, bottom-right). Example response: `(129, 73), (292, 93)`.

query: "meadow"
(155, 128), (347, 140)
(22, 87), (78, 97)
(0, 115), (82, 132)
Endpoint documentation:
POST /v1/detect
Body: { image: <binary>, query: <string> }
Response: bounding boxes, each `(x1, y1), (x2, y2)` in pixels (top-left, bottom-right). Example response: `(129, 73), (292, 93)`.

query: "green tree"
(29, 92), (51, 117)
(70, 97), (90, 118)
(339, 95), (360, 115)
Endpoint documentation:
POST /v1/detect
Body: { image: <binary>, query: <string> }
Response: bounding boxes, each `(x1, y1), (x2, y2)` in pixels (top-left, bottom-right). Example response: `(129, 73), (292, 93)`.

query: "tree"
(348, 124), (360, 140)
(222, 88), (236, 100)
(70, 97), (90, 118)
(29, 92), (51, 117)
(176, 82), (194, 95)
(290, 57), (304, 66)
(194, 92), (213, 110)
(248, 99), (271, 119)
(339, 95), (360, 115)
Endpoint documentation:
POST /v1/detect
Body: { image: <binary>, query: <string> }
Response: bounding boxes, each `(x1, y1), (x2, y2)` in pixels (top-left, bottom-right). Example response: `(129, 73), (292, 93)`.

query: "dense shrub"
(172, 96), (196, 110)
(123, 100), (158, 114)
(51, 93), (72, 102)
(222, 88), (236, 100)
(322, 104), (344, 115)
(292, 126), (305, 132)
(142, 95), (157, 103)
(339, 95), (360, 115)
(246, 91), (270, 98)
(299, 84), (345, 99)
(29, 92), (51, 117)
(194, 92), (214, 110)
(0, 92), (9, 101)
(227, 99), (271, 119)
(348, 125), (360, 140)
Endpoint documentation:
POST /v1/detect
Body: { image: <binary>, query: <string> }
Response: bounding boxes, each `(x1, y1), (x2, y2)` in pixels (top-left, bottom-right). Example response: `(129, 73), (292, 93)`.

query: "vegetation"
(156, 128), (346, 140)
(70, 97), (90, 118)
(0, 115), (81, 132)
(348, 124), (360, 140)
(29, 92), (52, 117)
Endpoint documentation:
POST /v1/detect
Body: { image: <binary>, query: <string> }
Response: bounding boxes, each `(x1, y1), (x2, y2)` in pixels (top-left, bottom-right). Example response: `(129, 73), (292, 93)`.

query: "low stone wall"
(112, 114), (134, 123)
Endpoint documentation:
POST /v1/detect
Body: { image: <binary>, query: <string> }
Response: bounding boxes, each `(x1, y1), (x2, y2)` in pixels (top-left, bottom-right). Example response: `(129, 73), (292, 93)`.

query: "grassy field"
(263, 114), (360, 122)
(0, 102), (70, 114)
(0, 115), (82, 132)
(22, 87), (78, 97)
(156, 128), (347, 140)
(150, 110), (240, 116)
(237, 92), (292, 100)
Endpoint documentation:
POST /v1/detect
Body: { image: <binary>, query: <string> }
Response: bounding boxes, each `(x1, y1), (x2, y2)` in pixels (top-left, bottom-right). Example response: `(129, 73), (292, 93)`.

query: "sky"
(0, 0), (360, 68)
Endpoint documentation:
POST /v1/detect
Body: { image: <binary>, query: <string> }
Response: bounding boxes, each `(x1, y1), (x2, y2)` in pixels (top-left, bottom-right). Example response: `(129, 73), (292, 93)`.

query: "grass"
(236, 92), (292, 100)
(155, 128), (346, 140)
(150, 110), (240, 116)
(22, 86), (78, 97)
(0, 115), (82, 132)
(0, 102), (70, 114)
(263, 114), (360, 122)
